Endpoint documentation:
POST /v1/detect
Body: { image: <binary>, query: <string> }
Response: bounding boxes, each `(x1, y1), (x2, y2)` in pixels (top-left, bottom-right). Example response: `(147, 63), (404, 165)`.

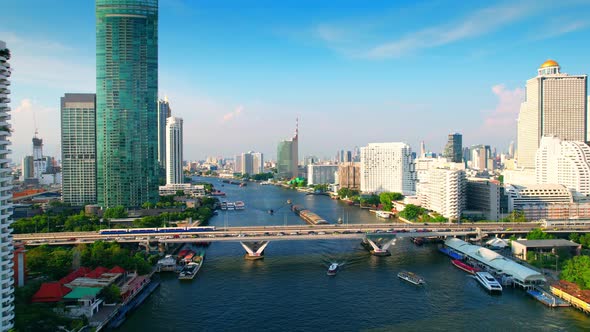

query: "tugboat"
(397, 271), (425, 285)
(327, 263), (339, 276)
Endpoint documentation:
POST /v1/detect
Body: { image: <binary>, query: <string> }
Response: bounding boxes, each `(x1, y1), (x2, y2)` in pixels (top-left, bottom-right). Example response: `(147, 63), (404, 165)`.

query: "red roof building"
(85, 266), (109, 279)
(32, 282), (72, 303)
(59, 267), (91, 285)
(109, 266), (126, 274)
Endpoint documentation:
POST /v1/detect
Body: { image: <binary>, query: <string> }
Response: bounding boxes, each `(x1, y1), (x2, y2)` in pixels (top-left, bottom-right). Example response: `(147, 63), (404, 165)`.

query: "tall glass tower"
(96, 0), (159, 207)
(443, 133), (463, 163)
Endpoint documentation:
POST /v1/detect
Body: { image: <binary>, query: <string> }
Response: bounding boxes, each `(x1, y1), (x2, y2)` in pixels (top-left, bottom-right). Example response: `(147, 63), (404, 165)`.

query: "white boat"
(226, 202), (235, 210)
(327, 263), (339, 276)
(397, 271), (425, 285)
(376, 211), (390, 219)
(235, 201), (245, 210)
(220, 202), (228, 210)
(474, 272), (503, 293)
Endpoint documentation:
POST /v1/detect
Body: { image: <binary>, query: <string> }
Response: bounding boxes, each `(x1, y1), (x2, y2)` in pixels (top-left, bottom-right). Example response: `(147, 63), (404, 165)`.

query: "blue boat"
(438, 247), (463, 260)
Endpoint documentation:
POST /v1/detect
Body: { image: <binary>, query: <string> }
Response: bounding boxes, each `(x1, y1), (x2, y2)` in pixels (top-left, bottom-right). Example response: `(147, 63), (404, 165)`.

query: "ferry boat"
(226, 202), (235, 210)
(235, 201), (245, 210)
(438, 247), (464, 260)
(220, 202), (228, 210)
(210, 190), (226, 197)
(376, 211), (391, 219)
(474, 272), (502, 293)
(327, 263), (339, 276)
(397, 271), (425, 285)
(451, 259), (480, 274)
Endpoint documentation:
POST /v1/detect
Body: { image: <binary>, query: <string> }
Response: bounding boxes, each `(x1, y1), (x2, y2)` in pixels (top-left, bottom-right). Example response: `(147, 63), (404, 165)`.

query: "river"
(120, 177), (589, 331)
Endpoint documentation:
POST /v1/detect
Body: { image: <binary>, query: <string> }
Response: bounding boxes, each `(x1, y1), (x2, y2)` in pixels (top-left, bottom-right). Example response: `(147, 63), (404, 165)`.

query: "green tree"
(526, 228), (556, 240)
(379, 192), (404, 211)
(100, 284), (121, 303)
(561, 255), (590, 289)
(103, 205), (127, 219)
(399, 204), (423, 221)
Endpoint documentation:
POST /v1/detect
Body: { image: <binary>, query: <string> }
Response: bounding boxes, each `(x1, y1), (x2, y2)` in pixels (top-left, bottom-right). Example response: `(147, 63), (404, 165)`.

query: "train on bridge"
(99, 226), (217, 235)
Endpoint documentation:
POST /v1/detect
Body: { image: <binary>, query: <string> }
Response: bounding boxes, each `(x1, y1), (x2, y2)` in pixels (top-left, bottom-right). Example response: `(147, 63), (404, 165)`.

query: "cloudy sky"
(2, 0), (590, 161)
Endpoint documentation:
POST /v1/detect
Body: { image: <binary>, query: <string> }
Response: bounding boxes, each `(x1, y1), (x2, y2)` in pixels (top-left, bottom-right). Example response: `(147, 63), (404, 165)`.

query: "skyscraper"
(32, 133), (46, 179)
(360, 142), (415, 195)
(166, 117), (183, 185)
(252, 152), (264, 174)
(61, 93), (97, 206)
(420, 141), (426, 157)
(157, 97), (171, 169)
(470, 145), (493, 171)
(442, 133), (462, 163)
(416, 168), (466, 220)
(96, 0), (159, 207)
(0, 40), (14, 331)
(517, 60), (588, 168)
(277, 121), (299, 179)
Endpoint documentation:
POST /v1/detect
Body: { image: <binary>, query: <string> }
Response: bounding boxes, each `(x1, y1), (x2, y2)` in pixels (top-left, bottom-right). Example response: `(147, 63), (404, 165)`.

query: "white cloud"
(222, 105), (244, 122)
(11, 98), (61, 161)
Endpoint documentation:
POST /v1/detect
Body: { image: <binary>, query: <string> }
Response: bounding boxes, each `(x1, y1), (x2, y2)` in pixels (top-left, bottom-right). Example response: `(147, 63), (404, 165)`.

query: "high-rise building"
(32, 134), (46, 179)
(508, 141), (515, 158)
(442, 133), (462, 163)
(420, 141), (426, 158)
(96, 0), (159, 207)
(61, 93), (97, 206)
(338, 162), (361, 190)
(466, 178), (501, 221)
(360, 142), (415, 195)
(241, 152), (254, 175)
(21, 156), (33, 181)
(307, 165), (338, 185)
(469, 145), (493, 171)
(517, 60), (588, 168)
(536, 136), (590, 199)
(166, 117), (183, 185)
(234, 151), (264, 175)
(416, 168), (466, 220)
(234, 154), (242, 173)
(157, 97), (171, 169)
(277, 121), (299, 179)
(252, 152), (264, 174)
(0, 40), (15, 331)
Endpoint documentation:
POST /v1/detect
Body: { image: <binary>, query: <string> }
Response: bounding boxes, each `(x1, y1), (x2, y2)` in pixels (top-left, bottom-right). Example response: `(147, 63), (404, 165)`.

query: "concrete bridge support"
(363, 238), (396, 256)
(240, 241), (270, 260)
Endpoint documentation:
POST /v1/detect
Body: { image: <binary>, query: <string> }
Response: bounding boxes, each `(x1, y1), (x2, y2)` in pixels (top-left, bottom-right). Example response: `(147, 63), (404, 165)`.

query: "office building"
(338, 162), (361, 190)
(443, 133), (462, 163)
(360, 142), (415, 195)
(277, 121), (299, 179)
(536, 136), (590, 199)
(470, 145), (493, 171)
(252, 152), (264, 174)
(32, 134), (46, 179)
(234, 151), (264, 175)
(517, 60), (588, 168)
(61, 93), (97, 206)
(0, 40), (14, 331)
(96, 0), (159, 207)
(465, 178), (501, 221)
(157, 97), (171, 169)
(21, 156), (33, 181)
(307, 165), (338, 185)
(166, 117), (183, 185)
(416, 168), (466, 220)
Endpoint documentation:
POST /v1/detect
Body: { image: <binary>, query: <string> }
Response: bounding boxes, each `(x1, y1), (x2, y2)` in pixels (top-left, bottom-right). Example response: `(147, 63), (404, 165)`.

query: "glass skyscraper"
(96, 0), (159, 207)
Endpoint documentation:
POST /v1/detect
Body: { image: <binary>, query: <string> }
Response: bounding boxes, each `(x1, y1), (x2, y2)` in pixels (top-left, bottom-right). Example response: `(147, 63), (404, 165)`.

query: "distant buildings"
(307, 165), (338, 185)
(0, 40), (14, 331)
(536, 136), (590, 199)
(469, 145), (493, 172)
(21, 156), (33, 181)
(61, 93), (97, 206)
(96, 0), (159, 207)
(360, 142), (415, 195)
(166, 117), (183, 185)
(234, 151), (264, 175)
(277, 122), (299, 179)
(157, 97), (171, 169)
(338, 162), (360, 190)
(443, 133), (462, 163)
(517, 60), (588, 168)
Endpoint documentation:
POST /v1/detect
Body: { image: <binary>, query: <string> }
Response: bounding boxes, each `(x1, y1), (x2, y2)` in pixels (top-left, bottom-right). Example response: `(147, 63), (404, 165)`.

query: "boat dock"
(527, 287), (570, 308)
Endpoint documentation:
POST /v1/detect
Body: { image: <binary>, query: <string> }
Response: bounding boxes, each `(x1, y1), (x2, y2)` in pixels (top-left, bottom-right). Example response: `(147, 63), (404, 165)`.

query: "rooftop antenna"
(33, 112), (38, 138)
(295, 117), (299, 140)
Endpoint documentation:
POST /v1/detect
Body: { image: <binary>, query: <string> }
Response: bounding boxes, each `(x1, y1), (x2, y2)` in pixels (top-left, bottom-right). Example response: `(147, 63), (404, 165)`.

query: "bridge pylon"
(362, 237), (396, 256)
(240, 241), (270, 260)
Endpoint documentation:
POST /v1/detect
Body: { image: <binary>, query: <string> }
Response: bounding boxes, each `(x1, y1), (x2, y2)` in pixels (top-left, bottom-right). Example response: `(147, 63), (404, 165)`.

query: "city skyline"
(3, 1), (590, 161)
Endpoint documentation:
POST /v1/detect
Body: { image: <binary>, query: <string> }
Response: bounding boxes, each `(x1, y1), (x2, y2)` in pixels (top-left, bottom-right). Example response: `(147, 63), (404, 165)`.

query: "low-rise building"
(159, 183), (205, 197)
(511, 239), (581, 260)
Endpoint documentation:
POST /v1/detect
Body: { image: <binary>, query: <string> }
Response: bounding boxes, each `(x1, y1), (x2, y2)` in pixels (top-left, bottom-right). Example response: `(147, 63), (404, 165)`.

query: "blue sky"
(2, 0), (590, 161)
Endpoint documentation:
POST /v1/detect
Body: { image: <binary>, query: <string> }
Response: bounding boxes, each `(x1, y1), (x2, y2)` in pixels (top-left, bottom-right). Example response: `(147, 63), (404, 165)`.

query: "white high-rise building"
(360, 142), (415, 194)
(517, 60), (588, 168)
(235, 151), (264, 175)
(0, 40), (15, 331)
(166, 117), (183, 185)
(536, 136), (590, 199)
(252, 152), (264, 174)
(416, 168), (466, 220)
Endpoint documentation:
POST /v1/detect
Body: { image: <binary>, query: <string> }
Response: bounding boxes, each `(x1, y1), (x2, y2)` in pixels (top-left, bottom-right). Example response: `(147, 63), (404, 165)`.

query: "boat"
(226, 202), (235, 210)
(178, 253), (204, 280)
(239, 182), (247, 187)
(451, 259), (480, 274)
(235, 201), (245, 210)
(156, 255), (177, 272)
(210, 190), (226, 196)
(327, 263), (339, 276)
(337, 217), (343, 224)
(412, 237), (424, 246)
(438, 247), (464, 260)
(474, 272), (502, 293)
(220, 201), (228, 210)
(397, 271), (425, 285)
(376, 211), (391, 219)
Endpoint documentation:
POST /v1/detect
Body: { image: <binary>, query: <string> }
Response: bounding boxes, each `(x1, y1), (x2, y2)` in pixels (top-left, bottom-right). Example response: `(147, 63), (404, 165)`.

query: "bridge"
(14, 222), (590, 259)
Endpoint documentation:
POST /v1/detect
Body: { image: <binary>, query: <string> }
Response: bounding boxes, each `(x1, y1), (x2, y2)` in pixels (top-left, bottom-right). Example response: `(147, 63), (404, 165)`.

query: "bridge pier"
(240, 241), (270, 260)
(363, 238), (396, 256)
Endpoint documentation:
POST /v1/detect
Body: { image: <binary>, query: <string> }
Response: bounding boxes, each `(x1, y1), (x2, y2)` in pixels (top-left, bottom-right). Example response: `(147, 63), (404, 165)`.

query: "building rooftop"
(63, 287), (102, 300)
(513, 239), (580, 248)
(540, 59), (559, 68)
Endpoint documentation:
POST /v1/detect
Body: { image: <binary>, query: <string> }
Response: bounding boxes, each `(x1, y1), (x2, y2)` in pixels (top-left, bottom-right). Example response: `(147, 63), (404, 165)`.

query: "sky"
(2, 0), (590, 161)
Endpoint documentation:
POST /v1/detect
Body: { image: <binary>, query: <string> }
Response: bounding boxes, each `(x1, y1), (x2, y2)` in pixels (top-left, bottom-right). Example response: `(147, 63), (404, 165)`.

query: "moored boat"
(178, 252), (205, 280)
(327, 263), (339, 276)
(474, 272), (502, 293)
(210, 190), (226, 196)
(235, 201), (245, 210)
(438, 246), (464, 260)
(226, 202), (235, 210)
(376, 211), (391, 219)
(412, 237), (424, 246)
(397, 271), (425, 285)
(451, 259), (480, 274)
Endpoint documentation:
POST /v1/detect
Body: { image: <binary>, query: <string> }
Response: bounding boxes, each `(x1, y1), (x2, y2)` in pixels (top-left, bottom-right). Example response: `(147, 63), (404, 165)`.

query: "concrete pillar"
(363, 238), (395, 256)
(240, 241), (270, 260)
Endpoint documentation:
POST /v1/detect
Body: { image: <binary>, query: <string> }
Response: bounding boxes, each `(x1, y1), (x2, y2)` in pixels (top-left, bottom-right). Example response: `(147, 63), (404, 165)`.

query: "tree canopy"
(561, 255), (590, 289)
(379, 192), (404, 211)
(526, 228), (556, 240)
